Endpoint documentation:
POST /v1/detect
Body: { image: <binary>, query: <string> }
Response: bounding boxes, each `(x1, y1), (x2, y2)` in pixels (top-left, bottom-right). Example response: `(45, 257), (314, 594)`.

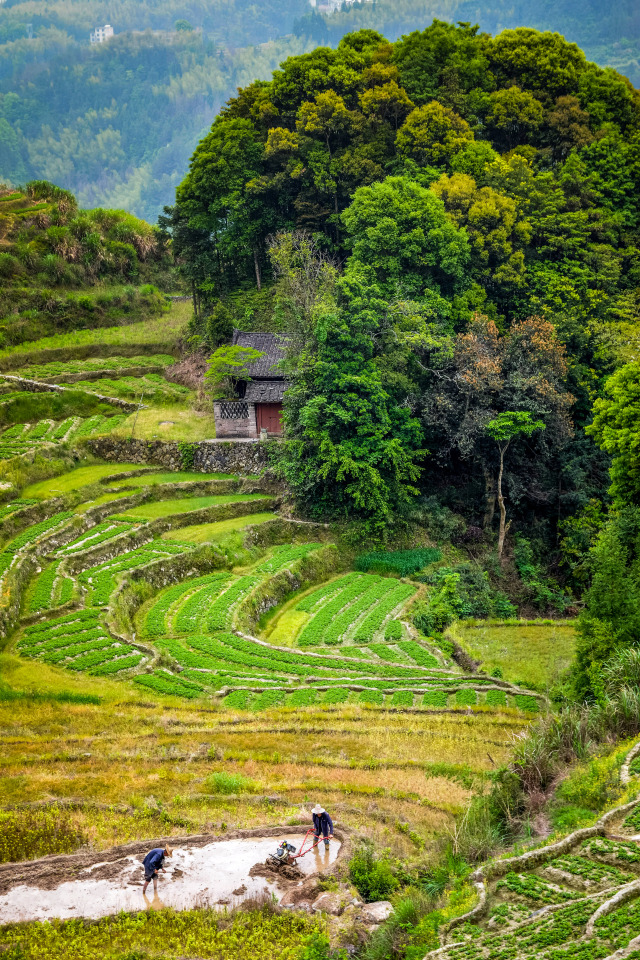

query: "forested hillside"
(173, 23), (640, 661)
(0, 0), (638, 222)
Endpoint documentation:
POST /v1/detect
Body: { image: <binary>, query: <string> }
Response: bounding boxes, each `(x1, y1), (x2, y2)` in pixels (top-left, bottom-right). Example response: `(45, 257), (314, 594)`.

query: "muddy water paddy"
(0, 833), (340, 924)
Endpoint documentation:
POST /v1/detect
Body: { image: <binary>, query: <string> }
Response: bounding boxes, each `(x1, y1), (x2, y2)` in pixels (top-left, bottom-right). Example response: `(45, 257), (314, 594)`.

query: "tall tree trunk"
(497, 445), (507, 560)
(253, 248), (262, 291)
(483, 464), (496, 530)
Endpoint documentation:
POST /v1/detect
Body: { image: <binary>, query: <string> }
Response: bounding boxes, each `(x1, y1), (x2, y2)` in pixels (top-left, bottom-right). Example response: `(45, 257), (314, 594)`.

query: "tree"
(423, 314), (572, 531)
(486, 412), (546, 559)
(587, 361), (640, 506)
(574, 507), (640, 699)
(545, 95), (593, 161)
(485, 86), (544, 150)
(276, 263), (424, 535)
(431, 172), (531, 298)
(396, 102), (473, 167)
(269, 231), (338, 358)
(341, 175), (469, 298)
(359, 81), (414, 130)
(205, 302), (234, 349)
(203, 345), (263, 399)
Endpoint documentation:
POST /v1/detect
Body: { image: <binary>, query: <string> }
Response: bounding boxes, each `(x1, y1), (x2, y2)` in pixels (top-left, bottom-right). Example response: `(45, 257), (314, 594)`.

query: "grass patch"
(107, 406), (218, 442)
(73, 491), (137, 513)
(108, 471), (236, 489)
(0, 391), (119, 426)
(161, 512), (276, 543)
(0, 808), (88, 862)
(22, 463), (151, 498)
(268, 608), (310, 646)
(17, 354), (176, 379)
(448, 621), (577, 690)
(356, 547), (442, 577)
(0, 310), (188, 364)
(205, 770), (256, 794)
(0, 907), (320, 960)
(114, 493), (269, 521)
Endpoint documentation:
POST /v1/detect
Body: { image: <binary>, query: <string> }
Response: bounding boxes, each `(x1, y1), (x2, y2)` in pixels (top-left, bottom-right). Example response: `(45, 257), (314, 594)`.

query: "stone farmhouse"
(213, 330), (287, 439)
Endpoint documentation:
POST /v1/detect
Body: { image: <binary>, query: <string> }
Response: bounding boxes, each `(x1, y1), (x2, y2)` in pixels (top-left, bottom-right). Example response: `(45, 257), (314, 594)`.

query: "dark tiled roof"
(232, 329), (286, 379)
(245, 379), (287, 403)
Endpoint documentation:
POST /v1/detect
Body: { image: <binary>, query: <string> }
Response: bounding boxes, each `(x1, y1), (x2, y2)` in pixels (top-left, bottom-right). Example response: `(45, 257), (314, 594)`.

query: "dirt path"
(0, 826), (346, 924)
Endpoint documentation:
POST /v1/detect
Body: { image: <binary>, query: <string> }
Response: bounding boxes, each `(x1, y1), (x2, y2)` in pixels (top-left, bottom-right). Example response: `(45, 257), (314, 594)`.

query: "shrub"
(206, 771), (255, 794)
(514, 536), (569, 612)
(414, 573), (463, 634)
(418, 564), (516, 620)
(356, 548), (442, 577)
(349, 842), (399, 902)
(0, 253), (23, 278)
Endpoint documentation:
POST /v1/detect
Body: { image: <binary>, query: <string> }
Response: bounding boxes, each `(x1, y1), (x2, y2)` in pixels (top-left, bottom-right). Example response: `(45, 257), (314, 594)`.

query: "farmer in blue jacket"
(142, 844), (173, 894)
(312, 804), (334, 847)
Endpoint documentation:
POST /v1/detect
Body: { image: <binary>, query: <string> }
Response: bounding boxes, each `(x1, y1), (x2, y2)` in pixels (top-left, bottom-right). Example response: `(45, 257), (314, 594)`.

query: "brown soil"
(165, 354), (207, 390)
(0, 824), (349, 896)
(249, 861), (304, 882)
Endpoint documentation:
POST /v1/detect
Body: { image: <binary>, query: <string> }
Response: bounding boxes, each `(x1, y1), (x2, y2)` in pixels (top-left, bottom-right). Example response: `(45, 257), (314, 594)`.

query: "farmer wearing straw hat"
(142, 844), (174, 894)
(311, 804), (333, 847)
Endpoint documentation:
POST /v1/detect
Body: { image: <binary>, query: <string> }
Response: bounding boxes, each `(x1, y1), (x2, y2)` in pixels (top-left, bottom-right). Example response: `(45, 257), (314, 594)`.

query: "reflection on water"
(0, 834), (341, 925)
(143, 892), (165, 912)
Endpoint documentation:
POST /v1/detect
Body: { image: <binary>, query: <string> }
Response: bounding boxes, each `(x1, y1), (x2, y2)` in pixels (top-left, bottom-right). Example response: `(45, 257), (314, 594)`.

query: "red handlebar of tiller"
(291, 828), (323, 860)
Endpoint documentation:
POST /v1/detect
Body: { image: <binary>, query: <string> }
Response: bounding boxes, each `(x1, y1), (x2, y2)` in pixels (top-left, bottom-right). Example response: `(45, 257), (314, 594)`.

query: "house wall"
(213, 400), (258, 439)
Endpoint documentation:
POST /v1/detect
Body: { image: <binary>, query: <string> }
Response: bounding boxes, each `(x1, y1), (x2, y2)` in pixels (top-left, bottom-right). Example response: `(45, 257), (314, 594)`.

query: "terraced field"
(2, 464), (544, 718)
(426, 739), (640, 960)
(0, 414), (129, 459)
(0, 299), (216, 449)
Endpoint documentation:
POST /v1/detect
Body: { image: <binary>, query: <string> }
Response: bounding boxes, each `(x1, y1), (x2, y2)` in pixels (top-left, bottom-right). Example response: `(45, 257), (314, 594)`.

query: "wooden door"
(256, 403), (283, 435)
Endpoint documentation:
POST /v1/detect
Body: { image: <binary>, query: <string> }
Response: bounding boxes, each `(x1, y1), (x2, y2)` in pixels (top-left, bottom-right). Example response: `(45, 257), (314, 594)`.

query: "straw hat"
(164, 844), (174, 856)
(311, 804), (325, 815)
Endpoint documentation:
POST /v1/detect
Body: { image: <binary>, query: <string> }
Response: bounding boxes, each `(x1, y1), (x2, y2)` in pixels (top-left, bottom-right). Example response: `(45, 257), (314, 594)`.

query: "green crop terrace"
(0, 463), (543, 718)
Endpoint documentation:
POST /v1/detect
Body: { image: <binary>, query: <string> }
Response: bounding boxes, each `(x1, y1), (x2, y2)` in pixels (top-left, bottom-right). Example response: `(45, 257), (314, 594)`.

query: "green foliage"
(0, 809), (88, 863)
(485, 411), (546, 447)
(588, 361), (640, 506)
(356, 547), (441, 577)
(574, 507), (640, 698)
(420, 564), (517, 620)
(348, 842), (399, 902)
(514, 537), (569, 612)
(414, 573), (463, 634)
(205, 771), (255, 794)
(342, 176), (469, 299)
(205, 302), (235, 349)
(275, 265), (424, 534)
(204, 345), (265, 398)
(177, 441), (197, 471)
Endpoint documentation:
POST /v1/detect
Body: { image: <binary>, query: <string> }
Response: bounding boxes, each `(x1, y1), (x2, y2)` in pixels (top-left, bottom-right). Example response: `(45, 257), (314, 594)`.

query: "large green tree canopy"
(173, 21), (640, 365)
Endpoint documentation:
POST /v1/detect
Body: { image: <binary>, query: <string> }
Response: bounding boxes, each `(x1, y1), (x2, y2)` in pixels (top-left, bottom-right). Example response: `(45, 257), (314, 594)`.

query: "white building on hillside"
(90, 24), (114, 44)
(310, 0), (373, 11)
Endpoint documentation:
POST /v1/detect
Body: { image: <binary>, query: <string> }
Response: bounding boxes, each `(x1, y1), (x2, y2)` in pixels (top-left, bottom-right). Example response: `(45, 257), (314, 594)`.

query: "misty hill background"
(0, 0), (638, 223)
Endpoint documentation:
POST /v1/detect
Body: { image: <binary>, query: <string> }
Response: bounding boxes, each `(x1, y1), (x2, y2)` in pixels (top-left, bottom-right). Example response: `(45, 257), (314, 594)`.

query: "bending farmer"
(142, 844), (173, 894)
(312, 804), (333, 847)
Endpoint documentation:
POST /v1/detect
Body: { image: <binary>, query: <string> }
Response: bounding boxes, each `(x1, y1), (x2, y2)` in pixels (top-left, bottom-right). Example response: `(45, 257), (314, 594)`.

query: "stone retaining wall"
(86, 436), (270, 475)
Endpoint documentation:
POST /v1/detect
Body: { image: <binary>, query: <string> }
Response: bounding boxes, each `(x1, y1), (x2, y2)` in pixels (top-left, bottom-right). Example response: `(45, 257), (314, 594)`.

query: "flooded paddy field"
(0, 829), (342, 924)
